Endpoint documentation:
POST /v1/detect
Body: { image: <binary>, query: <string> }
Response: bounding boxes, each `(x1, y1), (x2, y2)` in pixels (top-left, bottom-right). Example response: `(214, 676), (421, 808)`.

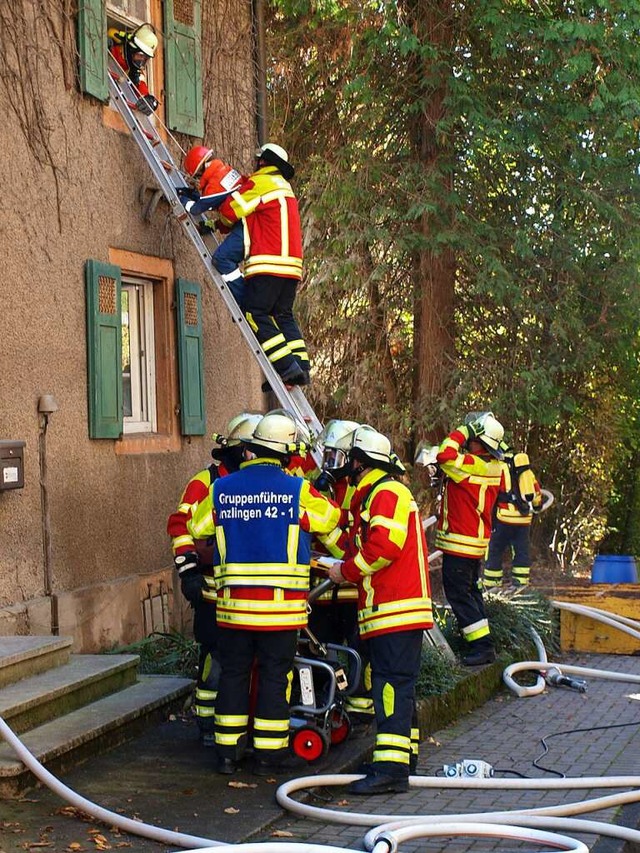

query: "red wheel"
(330, 710), (351, 745)
(291, 726), (329, 762)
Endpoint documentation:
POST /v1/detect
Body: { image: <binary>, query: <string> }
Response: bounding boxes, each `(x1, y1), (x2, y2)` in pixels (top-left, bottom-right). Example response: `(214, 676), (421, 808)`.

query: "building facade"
(0, 0), (264, 650)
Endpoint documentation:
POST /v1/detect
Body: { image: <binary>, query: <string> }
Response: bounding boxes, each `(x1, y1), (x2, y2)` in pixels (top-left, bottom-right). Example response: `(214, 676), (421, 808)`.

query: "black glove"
(174, 553), (205, 607)
(136, 94), (159, 115)
(314, 469), (336, 494)
(197, 220), (215, 236)
(176, 186), (200, 202)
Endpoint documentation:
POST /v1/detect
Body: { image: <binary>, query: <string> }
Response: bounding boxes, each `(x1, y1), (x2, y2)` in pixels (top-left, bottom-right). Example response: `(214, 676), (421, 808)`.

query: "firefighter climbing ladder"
(107, 57), (322, 448)
(108, 57), (454, 659)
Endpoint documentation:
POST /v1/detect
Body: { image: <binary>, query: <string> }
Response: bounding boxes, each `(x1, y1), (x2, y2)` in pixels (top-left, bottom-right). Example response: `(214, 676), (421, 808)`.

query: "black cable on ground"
(533, 720), (640, 777)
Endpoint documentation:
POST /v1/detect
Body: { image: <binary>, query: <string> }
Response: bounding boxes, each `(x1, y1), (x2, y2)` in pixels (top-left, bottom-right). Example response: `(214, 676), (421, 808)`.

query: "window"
(122, 279), (157, 434)
(85, 251), (206, 452)
(77, 0), (204, 137)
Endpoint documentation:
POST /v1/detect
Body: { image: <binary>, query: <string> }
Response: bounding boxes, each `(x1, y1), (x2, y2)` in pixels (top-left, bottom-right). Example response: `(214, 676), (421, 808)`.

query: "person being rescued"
(108, 22), (159, 115)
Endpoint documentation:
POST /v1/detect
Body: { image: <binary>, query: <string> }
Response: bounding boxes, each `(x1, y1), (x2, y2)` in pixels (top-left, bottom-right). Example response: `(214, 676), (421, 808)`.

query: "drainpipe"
(253, 0), (268, 144)
(38, 394), (59, 636)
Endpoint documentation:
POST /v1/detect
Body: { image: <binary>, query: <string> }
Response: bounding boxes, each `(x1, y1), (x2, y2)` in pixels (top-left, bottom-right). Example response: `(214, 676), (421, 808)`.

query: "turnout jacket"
(340, 468), (433, 638)
(167, 462), (230, 604)
(217, 166), (303, 280)
(436, 426), (505, 558)
(495, 455), (542, 526)
(108, 32), (151, 96)
(188, 458), (340, 630)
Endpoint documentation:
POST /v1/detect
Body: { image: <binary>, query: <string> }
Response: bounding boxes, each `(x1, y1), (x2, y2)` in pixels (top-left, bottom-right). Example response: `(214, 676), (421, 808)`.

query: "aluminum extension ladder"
(106, 57), (322, 453)
(107, 58), (455, 661)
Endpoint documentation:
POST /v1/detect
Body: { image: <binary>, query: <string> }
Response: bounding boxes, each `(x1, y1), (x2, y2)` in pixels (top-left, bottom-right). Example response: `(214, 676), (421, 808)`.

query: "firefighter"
(167, 412), (262, 746)
(186, 411), (340, 775)
(309, 419), (376, 723)
(178, 149), (246, 306)
(327, 426), (432, 795)
(180, 143), (309, 388)
(436, 412), (506, 666)
(108, 23), (159, 115)
(484, 445), (543, 589)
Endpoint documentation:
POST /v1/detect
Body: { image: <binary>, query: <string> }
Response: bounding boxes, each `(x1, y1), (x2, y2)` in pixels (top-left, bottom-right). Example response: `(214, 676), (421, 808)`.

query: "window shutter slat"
(164, 0), (204, 136)
(78, 0), (108, 101)
(86, 259), (123, 438)
(176, 278), (206, 435)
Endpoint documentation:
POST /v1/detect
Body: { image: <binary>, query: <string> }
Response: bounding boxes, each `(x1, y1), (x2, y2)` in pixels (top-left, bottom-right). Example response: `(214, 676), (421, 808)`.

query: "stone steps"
(0, 637), (193, 797)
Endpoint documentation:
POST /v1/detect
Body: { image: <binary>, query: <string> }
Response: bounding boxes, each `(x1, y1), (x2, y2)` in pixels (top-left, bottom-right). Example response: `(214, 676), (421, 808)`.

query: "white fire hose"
(1, 595), (639, 852)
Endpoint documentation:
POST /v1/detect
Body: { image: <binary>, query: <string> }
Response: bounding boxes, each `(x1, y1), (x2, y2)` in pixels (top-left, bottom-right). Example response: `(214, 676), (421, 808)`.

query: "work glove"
(197, 218), (216, 236)
(176, 186), (200, 202)
(135, 94), (159, 115)
(174, 553), (205, 607)
(314, 468), (336, 494)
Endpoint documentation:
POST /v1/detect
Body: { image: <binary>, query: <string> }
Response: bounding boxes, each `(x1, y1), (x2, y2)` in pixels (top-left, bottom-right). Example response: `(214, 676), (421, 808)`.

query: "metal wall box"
(0, 440), (26, 491)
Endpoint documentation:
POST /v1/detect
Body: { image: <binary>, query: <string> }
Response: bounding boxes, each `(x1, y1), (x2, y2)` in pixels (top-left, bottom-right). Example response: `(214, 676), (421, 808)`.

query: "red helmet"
(184, 145), (214, 179)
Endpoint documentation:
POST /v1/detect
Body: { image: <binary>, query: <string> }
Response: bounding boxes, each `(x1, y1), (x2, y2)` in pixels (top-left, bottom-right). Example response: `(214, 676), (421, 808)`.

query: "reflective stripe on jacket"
(340, 469), (433, 638)
(435, 428), (504, 558)
(189, 458), (340, 630)
(217, 166), (303, 280)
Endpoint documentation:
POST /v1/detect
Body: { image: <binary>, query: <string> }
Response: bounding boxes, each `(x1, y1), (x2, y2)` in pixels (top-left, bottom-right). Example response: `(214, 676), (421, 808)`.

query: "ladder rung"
(159, 160), (174, 172)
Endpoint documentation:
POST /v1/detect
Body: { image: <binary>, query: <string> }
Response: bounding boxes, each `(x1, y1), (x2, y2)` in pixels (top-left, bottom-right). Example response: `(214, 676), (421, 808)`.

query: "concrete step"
(0, 654), (140, 734)
(0, 674), (193, 797)
(0, 636), (73, 689)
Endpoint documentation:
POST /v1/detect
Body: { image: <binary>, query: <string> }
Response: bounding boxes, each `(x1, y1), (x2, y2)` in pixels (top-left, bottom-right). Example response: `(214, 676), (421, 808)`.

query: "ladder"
(106, 57), (322, 450)
(108, 59), (455, 662)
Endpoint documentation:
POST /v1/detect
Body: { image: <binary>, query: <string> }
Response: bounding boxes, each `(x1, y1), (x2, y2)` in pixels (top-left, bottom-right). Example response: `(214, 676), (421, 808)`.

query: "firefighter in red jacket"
(186, 411), (340, 775)
(328, 426), (433, 795)
(436, 412), (506, 666)
(484, 447), (543, 589)
(108, 23), (159, 115)
(310, 419), (376, 722)
(167, 412), (262, 745)
(183, 143), (309, 388)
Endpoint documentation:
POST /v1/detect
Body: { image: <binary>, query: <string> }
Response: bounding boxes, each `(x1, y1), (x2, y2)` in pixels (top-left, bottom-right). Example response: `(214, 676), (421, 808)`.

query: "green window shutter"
(78, 0), (108, 102)
(176, 278), (206, 435)
(86, 260), (123, 439)
(164, 0), (204, 136)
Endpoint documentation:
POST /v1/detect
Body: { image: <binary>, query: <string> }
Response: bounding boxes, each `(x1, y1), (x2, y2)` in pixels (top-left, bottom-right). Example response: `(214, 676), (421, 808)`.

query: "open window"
(85, 251), (206, 452)
(77, 0), (203, 137)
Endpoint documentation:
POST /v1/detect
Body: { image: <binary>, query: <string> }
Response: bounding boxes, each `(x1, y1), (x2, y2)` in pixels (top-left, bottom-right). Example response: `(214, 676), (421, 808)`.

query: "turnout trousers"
(243, 273), (310, 374)
(192, 600), (220, 735)
(366, 629), (422, 779)
(484, 520), (531, 587)
(442, 552), (493, 650)
(214, 626), (298, 761)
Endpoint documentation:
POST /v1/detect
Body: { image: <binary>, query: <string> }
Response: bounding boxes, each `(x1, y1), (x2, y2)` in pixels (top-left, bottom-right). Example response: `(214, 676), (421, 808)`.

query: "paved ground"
(1, 652), (639, 852)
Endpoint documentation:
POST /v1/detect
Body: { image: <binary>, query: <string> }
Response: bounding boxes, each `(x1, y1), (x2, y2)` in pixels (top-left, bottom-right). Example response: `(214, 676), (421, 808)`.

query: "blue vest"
(212, 461), (311, 590)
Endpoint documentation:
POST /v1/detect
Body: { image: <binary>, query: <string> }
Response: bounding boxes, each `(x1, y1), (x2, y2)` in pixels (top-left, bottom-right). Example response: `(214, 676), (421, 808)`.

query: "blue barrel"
(591, 555), (638, 583)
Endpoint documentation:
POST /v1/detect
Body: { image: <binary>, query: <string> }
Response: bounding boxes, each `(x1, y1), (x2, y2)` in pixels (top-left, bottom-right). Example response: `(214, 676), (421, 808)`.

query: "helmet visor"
(323, 448), (347, 470)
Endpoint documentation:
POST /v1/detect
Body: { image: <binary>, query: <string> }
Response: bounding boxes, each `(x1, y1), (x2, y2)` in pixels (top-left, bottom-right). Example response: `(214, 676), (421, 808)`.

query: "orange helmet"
(184, 145), (214, 179)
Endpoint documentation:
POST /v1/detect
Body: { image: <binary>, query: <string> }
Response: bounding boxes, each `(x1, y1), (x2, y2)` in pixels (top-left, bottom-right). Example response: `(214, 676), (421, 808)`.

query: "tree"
(267, 0), (640, 567)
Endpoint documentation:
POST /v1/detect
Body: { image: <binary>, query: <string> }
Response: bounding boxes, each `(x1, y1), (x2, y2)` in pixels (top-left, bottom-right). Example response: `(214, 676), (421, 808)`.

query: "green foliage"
(267, 0), (640, 570)
(439, 588), (559, 659)
(108, 631), (198, 678)
(416, 644), (466, 697)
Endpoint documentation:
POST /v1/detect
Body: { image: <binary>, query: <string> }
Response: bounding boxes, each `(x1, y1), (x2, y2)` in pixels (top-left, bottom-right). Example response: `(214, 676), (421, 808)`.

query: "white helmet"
(224, 412), (263, 447)
(317, 419), (360, 471)
(414, 442), (439, 469)
(246, 410), (300, 457)
(256, 142), (295, 180)
(337, 425), (406, 475)
(131, 23), (158, 58)
(465, 411), (505, 460)
(268, 408), (314, 454)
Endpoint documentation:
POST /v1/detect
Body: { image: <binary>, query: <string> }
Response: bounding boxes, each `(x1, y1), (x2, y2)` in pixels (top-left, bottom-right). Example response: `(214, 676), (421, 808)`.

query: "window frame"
(109, 248), (181, 455)
(122, 277), (158, 435)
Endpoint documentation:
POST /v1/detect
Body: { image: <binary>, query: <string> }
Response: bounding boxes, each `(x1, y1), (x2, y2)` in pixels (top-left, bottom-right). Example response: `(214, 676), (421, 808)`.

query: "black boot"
(253, 753), (309, 777)
(218, 757), (238, 775)
(462, 646), (496, 666)
(349, 771), (409, 795)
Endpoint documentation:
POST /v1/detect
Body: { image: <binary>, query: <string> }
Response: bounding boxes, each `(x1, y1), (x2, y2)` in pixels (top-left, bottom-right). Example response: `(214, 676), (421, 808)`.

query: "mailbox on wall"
(0, 440), (25, 491)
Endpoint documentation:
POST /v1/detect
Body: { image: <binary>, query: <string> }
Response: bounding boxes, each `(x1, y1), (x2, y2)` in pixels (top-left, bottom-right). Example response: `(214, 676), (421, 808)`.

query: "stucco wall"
(0, 0), (264, 650)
